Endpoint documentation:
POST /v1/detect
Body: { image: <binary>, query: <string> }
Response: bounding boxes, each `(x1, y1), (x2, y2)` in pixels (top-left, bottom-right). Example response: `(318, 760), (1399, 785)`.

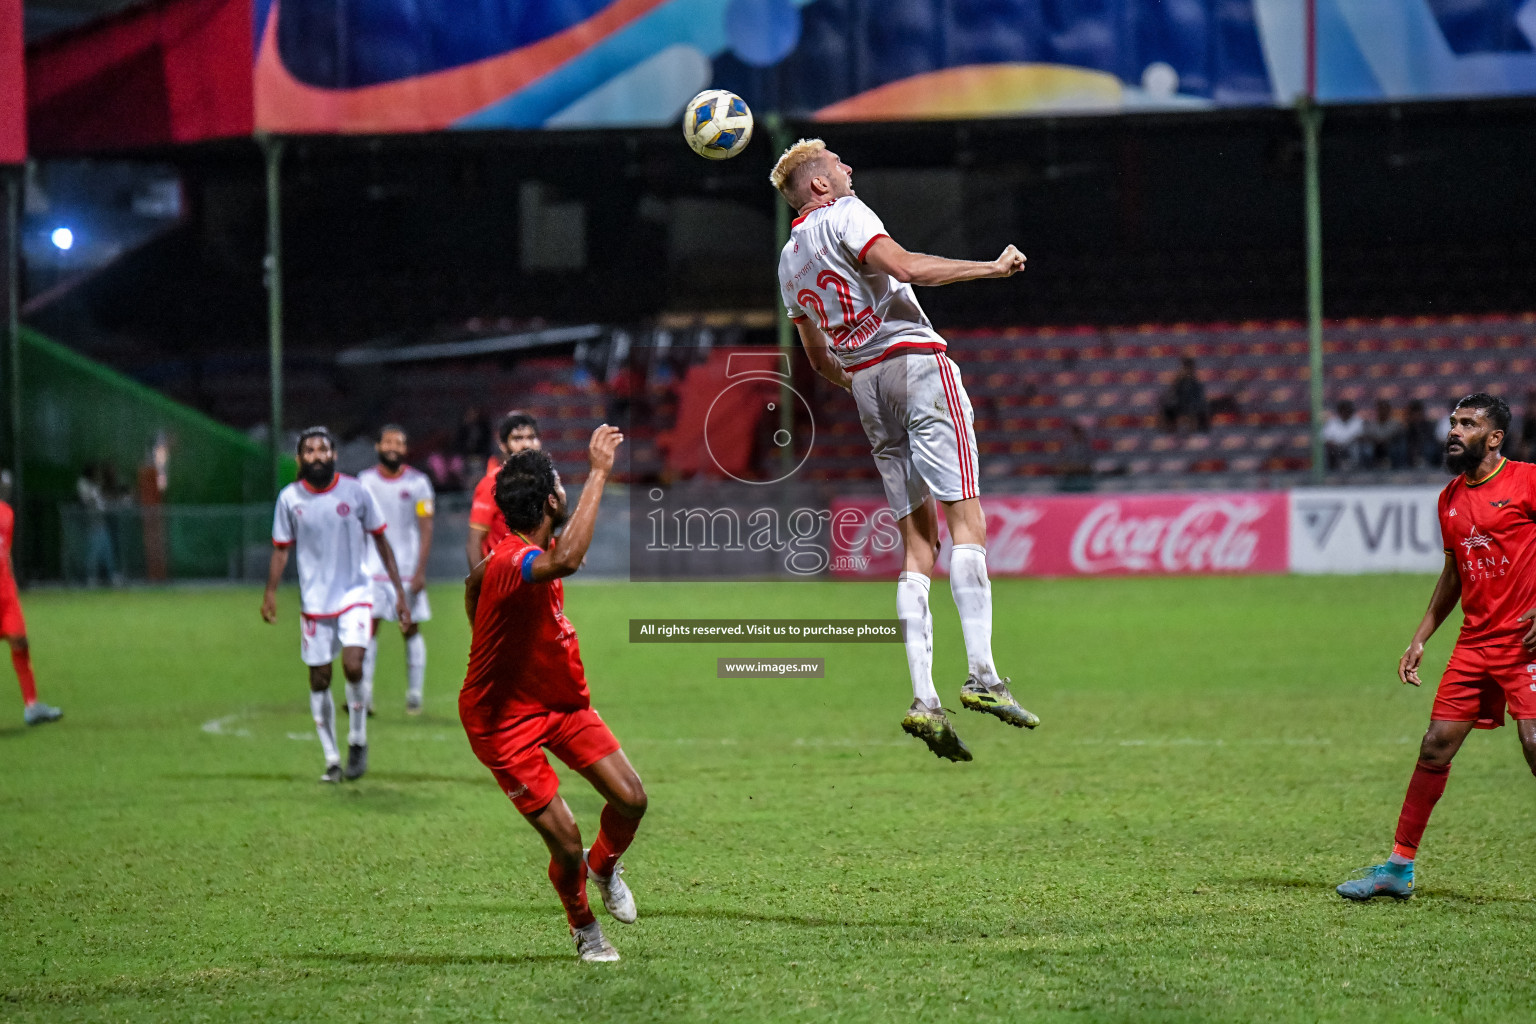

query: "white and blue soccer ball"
(682, 89), (754, 160)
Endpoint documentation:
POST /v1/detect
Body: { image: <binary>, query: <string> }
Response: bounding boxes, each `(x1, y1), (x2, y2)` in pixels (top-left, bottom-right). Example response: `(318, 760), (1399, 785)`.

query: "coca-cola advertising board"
(829, 492), (1290, 578)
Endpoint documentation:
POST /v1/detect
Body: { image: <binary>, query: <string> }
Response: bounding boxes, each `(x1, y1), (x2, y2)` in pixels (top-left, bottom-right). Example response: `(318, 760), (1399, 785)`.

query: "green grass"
(3, 575), (1536, 1022)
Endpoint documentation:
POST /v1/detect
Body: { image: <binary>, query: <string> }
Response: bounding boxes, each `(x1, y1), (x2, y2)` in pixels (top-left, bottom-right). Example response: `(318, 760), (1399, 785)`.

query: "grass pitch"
(4, 575), (1536, 1022)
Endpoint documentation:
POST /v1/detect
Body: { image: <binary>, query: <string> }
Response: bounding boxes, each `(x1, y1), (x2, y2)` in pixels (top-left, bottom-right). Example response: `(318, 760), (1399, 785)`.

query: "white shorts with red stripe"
(300, 604), (372, 666)
(850, 350), (980, 519)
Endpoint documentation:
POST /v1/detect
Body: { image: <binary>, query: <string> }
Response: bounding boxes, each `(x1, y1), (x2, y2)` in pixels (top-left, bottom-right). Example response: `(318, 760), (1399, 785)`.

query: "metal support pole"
(261, 134), (285, 497)
(767, 115), (795, 476)
(3, 168), (22, 579)
(1299, 99), (1326, 483)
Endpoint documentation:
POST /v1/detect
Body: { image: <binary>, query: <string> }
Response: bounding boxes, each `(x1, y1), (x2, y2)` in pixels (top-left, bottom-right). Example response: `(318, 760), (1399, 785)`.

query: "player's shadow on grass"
(1231, 876), (1535, 906)
(180, 771), (484, 786)
(647, 907), (909, 929)
(303, 951), (571, 967)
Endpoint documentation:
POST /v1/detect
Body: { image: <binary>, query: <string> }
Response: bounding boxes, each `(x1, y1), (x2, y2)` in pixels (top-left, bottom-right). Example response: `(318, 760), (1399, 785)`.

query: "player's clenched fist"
(588, 424), (624, 475)
(991, 245), (1026, 278)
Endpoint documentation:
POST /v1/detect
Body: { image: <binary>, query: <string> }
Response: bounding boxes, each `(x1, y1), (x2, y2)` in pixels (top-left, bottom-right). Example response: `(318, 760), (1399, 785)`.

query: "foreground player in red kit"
(460, 425), (645, 962)
(1338, 394), (1536, 900)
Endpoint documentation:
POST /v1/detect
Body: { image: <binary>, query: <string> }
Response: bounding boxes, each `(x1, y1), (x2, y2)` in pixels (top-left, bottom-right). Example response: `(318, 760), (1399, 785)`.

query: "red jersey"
(1439, 458), (1536, 647)
(460, 537), (590, 723)
(0, 501), (16, 586)
(469, 456), (509, 558)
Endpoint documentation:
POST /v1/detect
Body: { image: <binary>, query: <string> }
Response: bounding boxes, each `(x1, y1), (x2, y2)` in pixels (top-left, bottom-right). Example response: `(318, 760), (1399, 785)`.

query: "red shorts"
(462, 707), (621, 814)
(1431, 643), (1536, 729)
(0, 587), (24, 638)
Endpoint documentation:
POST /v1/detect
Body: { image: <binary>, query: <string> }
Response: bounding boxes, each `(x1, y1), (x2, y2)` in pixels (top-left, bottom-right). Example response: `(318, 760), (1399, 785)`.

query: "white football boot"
(584, 849), (637, 924)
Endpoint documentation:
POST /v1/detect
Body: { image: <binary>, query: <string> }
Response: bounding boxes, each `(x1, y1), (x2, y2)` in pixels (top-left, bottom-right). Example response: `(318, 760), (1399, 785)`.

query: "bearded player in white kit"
(771, 138), (1037, 762)
(262, 427), (412, 782)
(358, 425), (435, 716)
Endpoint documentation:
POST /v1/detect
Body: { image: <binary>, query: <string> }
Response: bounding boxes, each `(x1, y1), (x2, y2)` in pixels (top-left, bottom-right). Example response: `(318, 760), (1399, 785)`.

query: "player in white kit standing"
(358, 425), (435, 715)
(262, 427), (412, 782)
(770, 138), (1037, 762)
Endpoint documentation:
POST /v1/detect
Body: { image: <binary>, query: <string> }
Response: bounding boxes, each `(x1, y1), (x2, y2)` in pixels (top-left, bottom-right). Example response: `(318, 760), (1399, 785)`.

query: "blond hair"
(769, 137), (828, 201)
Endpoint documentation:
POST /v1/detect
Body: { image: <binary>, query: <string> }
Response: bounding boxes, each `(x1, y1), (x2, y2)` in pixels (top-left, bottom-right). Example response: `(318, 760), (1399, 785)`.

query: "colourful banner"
(252, 0), (1536, 133)
(0, 0), (23, 163)
(830, 492), (1291, 579)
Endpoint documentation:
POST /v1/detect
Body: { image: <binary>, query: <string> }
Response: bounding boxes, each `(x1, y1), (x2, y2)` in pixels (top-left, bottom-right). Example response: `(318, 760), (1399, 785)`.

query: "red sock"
(11, 649), (36, 706)
(587, 804), (642, 879)
(548, 857), (595, 930)
(1392, 758), (1451, 860)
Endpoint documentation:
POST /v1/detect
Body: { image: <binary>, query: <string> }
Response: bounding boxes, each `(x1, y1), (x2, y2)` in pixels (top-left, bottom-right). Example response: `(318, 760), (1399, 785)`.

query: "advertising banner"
(830, 492), (1290, 579)
(0, 0), (22, 164)
(1288, 487), (1444, 575)
(252, 0), (1536, 134)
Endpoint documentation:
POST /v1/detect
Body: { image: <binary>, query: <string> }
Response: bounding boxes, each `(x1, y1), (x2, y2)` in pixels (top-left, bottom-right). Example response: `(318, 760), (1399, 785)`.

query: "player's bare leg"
(308, 664), (342, 782)
(525, 795), (618, 962)
(361, 619), (379, 717)
(944, 497), (1038, 730)
(894, 501), (970, 761)
(10, 634), (60, 726)
(1517, 718), (1536, 776)
(1338, 718), (1473, 901)
(576, 750), (646, 923)
(339, 645), (369, 779)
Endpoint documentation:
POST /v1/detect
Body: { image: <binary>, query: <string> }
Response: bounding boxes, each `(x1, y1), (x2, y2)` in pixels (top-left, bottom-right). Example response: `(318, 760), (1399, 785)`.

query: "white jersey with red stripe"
(358, 464), (434, 582)
(778, 195), (946, 372)
(272, 475), (387, 617)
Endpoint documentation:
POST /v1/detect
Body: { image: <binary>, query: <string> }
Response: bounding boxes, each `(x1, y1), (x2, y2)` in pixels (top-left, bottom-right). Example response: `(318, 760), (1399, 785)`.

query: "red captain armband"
(520, 548), (540, 583)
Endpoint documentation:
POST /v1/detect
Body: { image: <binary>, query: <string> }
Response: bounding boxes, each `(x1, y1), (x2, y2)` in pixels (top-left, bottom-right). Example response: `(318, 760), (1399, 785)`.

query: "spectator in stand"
(429, 408), (492, 492)
(1160, 357), (1209, 433)
(76, 463), (119, 587)
(1056, 422), (1096, 492)
(1322, 400), (1367, 471)
(1402, 399), (1440, 468)
(1517, 388), (1536, 462)
(1363, 398), (1407, 469)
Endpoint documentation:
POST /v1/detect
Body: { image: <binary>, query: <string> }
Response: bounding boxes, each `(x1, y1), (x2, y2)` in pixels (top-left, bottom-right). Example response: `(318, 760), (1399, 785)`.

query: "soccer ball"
(682, 89), (754, 161)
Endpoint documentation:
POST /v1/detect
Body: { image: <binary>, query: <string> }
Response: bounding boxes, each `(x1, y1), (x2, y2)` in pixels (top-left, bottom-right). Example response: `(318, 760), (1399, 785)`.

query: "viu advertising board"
(253, 0), (1536, 133)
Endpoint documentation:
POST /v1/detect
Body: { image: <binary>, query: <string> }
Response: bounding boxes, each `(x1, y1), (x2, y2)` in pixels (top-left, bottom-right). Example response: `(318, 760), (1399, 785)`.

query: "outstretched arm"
(863, 237), (1025, 287)
(527, 425), (624, 583)
(371, 532), (413, 631)
(1400, 553), (1462, 686)
(795, 320), (852, 391)
(261, 546), (290, 623)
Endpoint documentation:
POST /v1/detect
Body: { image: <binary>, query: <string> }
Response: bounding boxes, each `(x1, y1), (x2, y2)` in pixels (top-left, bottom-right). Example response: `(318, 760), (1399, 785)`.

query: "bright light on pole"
(50, 227), (74, 251)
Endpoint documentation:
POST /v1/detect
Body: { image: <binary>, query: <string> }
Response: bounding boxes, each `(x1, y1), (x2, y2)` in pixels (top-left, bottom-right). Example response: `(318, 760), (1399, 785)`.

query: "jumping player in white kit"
(262, 427), (412, 783)
(770, 138), (1038, 762)
(358, 425), (435, 716)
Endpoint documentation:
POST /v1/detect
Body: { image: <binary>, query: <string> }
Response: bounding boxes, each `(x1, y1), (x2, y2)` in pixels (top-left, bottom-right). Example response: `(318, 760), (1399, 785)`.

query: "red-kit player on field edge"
(465, 411), (542, 570)
(0, 471), (61, 726)
(460, 424), (643, 963)
(1338, 393), (1536, 901)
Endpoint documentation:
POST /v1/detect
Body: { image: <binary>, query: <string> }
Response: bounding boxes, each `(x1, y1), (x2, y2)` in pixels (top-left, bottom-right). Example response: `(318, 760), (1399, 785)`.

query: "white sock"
(405, 633), (427, 703)
(345, 681), (367, 746)
(361, 635), (378, 709)
(310, 688), (339, 765)
(896, 571), (939, 708)
(949, 544), (1001, 687)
